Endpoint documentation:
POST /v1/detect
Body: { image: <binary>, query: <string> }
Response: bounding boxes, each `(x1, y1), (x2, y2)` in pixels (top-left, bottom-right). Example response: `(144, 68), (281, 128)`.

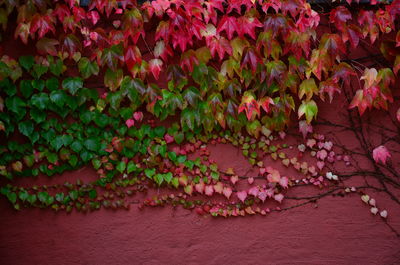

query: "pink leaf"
(247, 177), (254, 184)
(223, 187), (233, 199)
(164, 133), (174, 144)
(258, 191), (267, 202)
(248, 186), (259, 197)
(133, 111), (143, 121)
(274, 194), (284, 203)
(317, 150), (328, 161)
(125, 119), (135, 128)
(316, 161), (325, 170)
(195, 182), (205, 194)
(397, 108), (400, 122)
(372, 145), (391, 165)
(213, 182), (223, 194)
(230, 175), (239, 185)
(237, 191), (247, 202)
(279, 176), (289, 189)
(299, 120), (313, 139)
(205, 185), (214, 196)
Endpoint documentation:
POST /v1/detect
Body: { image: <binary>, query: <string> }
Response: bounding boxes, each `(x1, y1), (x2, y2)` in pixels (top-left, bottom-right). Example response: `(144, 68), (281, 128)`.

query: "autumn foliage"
(0, 0), (399, 220)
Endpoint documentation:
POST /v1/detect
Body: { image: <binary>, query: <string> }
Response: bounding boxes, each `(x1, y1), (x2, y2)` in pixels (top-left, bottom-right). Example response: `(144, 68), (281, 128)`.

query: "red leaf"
(36, 38), (59, 56)
(237, 16), (263, 40)
(329, 6), (352, 30)
(349, 89), (372, 115)
(154, 41), (173, 61)
(258, 97), (274, 113)
(155, 21), (170, 41)
(180, 50), (199, 72)
(30, 13), (56, 39)
(238, 91), (260, 120)
(149, 58), (163, 80)
(53, 4), (71, 23)
(319, 33), (346, 56)
(72, 6), (86, 22)
(209, 36), (232, 61)
(266, 60), (287, 86)
(281, 0), (302, 18)
(87, 11), (100, 25)
(124, 45), (142, 71)
(14, 22), (30, 44)
(332, 62), (356, 84)
(373, 145), (391, 165)
(358, 10), (379, 44)
(62, 34), (82, 58)
(217, 15), (238, 40)
(172, 30), (192, 52)
(241, 48), (260, 73)
(343, 24), (362, 48)
(319, 79), (341, 103)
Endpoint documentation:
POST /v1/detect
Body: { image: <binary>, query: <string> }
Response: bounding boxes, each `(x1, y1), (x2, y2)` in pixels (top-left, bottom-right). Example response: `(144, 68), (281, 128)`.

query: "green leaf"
(31, 79), (45, 91)
(298, 100), (318, 124)
(32, 64), (48, 79)
(5, 96), (26, 113)
(171, 177), (179, 188)
(55, 192), (64, 202)
(69, 190), (78, 200)
(104, 68), (123, 91)
(144, 168), (156, 178)
(174, 132), (184, 144)
(164, 172), (173, 183)
(19, 56), (34, 71)
(177, 155), (187, 164)
(92, 158), (101, 170)
(18, 190), (29, 201)
(69, 155), (78, 167)
(107, 91), (123, 110)
(46, 152), (58, 164)
(168, 151), (177, 162)
(154, 126), (166, 138)
(7, 192), (17, 204)
(52, 135), (64, 151)
(0, 78), (16, 96)
(299, 78), (318, 101)
(78, 57), (99, 79)
(71, 140), (83, 153)
(31, 93), (49, 110)
(18, 120), (34, 138)
(211, 171), (219, 181)
(127, 161), (137, 173)
(38, 191), (54, 206)
(84, 138), (101, 152)
(88, 189), (97, 199)
(45, 77), (59, 91)
(79, 110), (93, 124)
(30, 108), (46, 123)
(116, 161), (126, 173)
(154, 174), (164, 186)
(27, 194), (37, 204)
(62, 134), (73, 146)
(62, 77), (83, 95)
(121, 76), (141, 102)
(49, 57), (64, 76)
(50, 90), (68, 107)
(20, 80), (34, 98)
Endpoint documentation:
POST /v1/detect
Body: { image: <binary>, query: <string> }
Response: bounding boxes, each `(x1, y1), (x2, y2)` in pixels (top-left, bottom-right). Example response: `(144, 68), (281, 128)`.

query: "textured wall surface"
(1, 20), (400, 265)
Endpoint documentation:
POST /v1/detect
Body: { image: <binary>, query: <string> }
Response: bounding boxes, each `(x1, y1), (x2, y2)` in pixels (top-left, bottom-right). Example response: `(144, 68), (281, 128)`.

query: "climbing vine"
(0, 0), (399, 234)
